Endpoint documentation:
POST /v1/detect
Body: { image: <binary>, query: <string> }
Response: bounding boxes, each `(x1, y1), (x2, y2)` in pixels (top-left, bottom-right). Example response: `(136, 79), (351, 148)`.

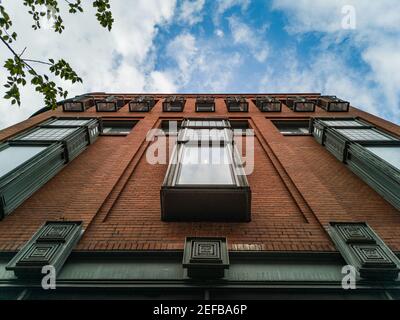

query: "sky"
(0, 0), (399, 129)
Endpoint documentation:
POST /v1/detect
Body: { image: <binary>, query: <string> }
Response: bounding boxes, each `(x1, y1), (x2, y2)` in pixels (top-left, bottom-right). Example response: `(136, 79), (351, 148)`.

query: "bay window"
(161, 118), (251, 222)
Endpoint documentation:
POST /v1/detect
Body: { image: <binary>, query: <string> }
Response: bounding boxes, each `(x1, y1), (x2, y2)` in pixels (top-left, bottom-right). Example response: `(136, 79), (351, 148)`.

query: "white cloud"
(166, 33), (198, 85)
(215, 29), (224, 38)
(0, 0), (177, 130)
(178, 0), (206, 26)
(213, 0), (250, 24)
(271, 0), (400, 123)
(228, 16), (269, 63)
(272, 0), (400, 34)
(162, 32), (243, 92)
(260, 50), (381, 117)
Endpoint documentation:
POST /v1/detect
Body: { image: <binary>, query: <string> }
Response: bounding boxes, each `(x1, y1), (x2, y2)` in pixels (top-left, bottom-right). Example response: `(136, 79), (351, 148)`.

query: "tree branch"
(0, 36), (37, 74)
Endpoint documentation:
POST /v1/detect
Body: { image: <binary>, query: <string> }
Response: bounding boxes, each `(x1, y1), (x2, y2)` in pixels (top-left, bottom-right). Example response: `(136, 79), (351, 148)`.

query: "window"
(129, 96), (157, 112)
(177, 145), (234, 185)
(102, 120), (137, 135)
(254, 96), (282, 112)
(311, 117), (373, 146)
(95, 96), (126, 112)
(0, 118), (100, 219)
(182, 119), (230, 129)
(161, 118), (251, 222)
(317, 96), (350, 112)
(286, 96), (315, 112)
(272, 120), (310, 135)
(311, 116), (400, 210)
(163, 96), (186, 112)
(0, 143), (65, 220)
(336, 128), (395, 142)
(225, 97), (248, 112)
(62, 95), (94, 112)
(160, 120), (182, 136)
(230, 120), (249, 130)
(0, 145), (47, 179)
(49, 119), (92, 127)
(319, 119), (365, 127)
(18, 128), (79, 141)
(195, 97), (215, 112)
(365, 146), (400, 170)
(346, 143), (400, 211)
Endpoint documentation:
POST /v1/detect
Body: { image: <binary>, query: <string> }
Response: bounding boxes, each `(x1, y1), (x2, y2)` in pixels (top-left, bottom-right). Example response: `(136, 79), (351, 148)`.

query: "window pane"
(0, 146), (47, 178)
(366, 146), (400, 170)
(336, 129), (395, 141)
(103, 127), (132, 134)
(184, 129), (230, 141)
(273, 121), (309, 135)
(50, 119), (90, 126)
(102, 121), (137, 135)
(19, 128), (78, 141)
(177, 146), (234, 185)
(321, 120), (364, 127)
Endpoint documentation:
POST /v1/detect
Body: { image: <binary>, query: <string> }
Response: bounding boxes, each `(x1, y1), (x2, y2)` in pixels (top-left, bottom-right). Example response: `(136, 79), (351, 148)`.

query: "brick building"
(0, 93), (399, 299)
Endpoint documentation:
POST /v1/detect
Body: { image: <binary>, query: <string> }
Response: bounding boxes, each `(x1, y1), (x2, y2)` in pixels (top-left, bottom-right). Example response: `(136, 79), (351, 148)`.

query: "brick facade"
(0, 94), (399, 252)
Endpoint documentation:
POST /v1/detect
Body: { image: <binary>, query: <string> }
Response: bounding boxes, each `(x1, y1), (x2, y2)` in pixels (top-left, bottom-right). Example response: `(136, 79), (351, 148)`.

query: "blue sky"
(0, 0), (399, 129)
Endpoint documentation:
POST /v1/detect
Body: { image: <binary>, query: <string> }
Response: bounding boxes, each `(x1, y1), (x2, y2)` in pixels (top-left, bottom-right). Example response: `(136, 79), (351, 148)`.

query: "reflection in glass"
(0, 146), (47, 178)
(366, 146), (400, 170)
(177, 145), (234, 185)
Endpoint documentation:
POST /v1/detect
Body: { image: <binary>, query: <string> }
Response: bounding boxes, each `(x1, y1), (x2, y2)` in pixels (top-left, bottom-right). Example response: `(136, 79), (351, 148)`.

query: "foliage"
(0, 1), (114, 109)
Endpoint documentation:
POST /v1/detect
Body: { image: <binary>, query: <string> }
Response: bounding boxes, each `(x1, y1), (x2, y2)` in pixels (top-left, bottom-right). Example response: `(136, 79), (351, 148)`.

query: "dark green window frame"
(316, 96), (350, 112)
(253, 96), (282, 112)
(311, 117), (400, 210)
(129, 96), (157, 112)
(0, 142), (65, 220)
(61, 95), (95, 112)
(195, 96), (216, 112)
(163, 96), (186, 112)
(286, 96), (316, 112)
(95, 95), (126, 112)
(225, 96), (249, 112)
(161, 118), (251, 222)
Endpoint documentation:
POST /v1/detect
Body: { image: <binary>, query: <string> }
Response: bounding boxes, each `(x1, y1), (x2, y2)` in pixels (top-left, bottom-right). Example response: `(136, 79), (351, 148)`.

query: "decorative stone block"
(183, 237), (229, 279)
(329, 222), (400, 280)
(6, 221), (83, 278)
(336, 224), (376, 244)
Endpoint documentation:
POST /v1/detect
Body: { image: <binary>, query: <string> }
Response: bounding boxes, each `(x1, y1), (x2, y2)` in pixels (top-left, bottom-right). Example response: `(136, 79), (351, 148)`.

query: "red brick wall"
(0, 95), (399, 252)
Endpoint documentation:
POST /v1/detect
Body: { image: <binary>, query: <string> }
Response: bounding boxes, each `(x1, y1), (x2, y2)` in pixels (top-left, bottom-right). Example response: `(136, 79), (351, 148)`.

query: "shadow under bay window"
(286, 96), (316, 112)
(161, 118), (251, 222)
